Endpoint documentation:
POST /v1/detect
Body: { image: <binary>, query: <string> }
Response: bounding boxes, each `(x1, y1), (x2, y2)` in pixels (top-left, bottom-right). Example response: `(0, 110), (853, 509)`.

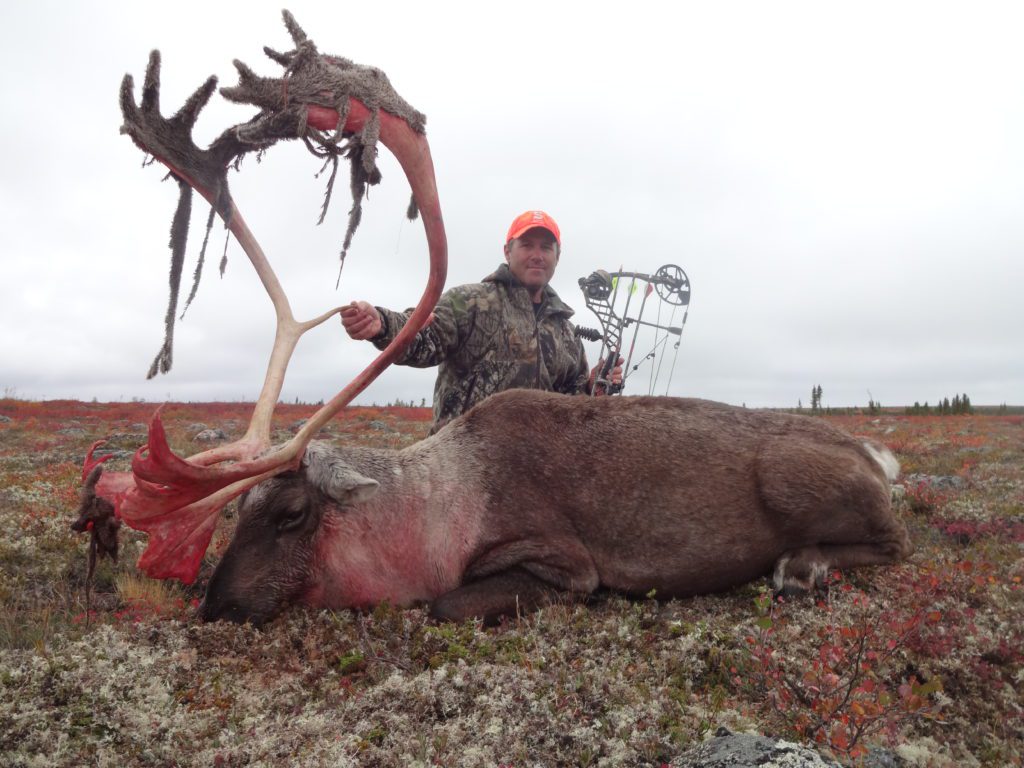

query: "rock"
(369, 419), (395, 432)
(187, 422), (209, 433)
(904, 473), (966, 491)
(193, 428), (228, 442)
(672, 728), (840, 767)
(861, 747), (907, 767)
(87, 448), (131, 461)
(0, 414), (11, 423)
(102, 432), (148, 447)
(289, 418), (334, 437)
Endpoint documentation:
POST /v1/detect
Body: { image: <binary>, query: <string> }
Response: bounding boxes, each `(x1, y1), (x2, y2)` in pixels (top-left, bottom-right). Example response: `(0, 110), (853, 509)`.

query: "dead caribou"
(198, 390), (910, 626)
(77, 12), (911, 626)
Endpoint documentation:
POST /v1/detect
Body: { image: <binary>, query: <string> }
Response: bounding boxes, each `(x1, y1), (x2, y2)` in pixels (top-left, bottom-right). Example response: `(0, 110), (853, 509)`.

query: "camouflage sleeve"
(370, 287), (465, 368)
(561, 326), (592, 396)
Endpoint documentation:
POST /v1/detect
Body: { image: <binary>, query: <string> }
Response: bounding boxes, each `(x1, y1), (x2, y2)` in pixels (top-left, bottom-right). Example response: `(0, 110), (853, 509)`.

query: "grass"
(0, 401), (1021, 766)
(114, 574), (188, 617)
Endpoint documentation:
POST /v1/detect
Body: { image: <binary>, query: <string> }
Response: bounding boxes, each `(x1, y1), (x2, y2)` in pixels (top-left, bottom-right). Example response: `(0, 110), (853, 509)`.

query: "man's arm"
(340, 292), (463, 368)
(563, 338), (592, 395)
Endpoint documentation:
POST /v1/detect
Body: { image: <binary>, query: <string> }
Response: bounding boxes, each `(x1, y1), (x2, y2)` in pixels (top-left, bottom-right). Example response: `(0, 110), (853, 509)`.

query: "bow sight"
(576, 264), (692, 395)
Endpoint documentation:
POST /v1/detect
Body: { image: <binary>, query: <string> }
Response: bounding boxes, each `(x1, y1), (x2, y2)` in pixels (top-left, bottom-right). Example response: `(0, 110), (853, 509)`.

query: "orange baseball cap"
(506, 210), (561, 245)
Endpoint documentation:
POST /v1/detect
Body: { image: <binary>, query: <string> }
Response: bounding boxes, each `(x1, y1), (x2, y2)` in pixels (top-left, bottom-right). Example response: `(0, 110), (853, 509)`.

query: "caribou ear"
(303, 445), (380, 505)
(330, 471), (380, 505)
(323, 466), (380, 507)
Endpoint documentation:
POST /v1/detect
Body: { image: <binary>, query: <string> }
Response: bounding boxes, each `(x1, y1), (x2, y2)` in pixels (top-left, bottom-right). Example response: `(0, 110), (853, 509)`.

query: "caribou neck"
(303, 440), (487, 609)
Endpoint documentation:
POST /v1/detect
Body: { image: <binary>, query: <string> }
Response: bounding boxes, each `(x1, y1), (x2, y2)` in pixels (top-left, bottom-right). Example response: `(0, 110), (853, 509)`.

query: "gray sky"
(2, 0), (1021, 409)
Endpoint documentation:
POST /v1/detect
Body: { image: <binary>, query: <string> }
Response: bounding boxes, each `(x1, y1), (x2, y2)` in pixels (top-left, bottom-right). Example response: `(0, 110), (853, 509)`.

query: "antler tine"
(175, 76), (218, 131)
(281, 9), (309, 46)
(90, 12), (447, 584)
(140, 50), (161, 116)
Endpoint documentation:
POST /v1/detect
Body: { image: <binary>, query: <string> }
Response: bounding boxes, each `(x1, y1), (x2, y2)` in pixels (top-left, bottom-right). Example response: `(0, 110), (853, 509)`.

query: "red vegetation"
(746, 580), (944, 760)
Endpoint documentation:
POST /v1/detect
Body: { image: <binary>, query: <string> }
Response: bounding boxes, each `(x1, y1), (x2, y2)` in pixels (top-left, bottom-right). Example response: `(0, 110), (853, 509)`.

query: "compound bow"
(576, 264), (691, 395)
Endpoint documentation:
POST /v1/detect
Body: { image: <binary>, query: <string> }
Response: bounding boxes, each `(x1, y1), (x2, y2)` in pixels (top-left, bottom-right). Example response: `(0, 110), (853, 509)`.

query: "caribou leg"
(430, 567), (589, 625)
(773, 535), (913, 597)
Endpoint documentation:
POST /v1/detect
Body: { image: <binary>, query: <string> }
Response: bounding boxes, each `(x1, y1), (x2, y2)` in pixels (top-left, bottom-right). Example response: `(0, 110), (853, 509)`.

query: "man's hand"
(588, 355), (624, 395)
(340, 301), (383, 340)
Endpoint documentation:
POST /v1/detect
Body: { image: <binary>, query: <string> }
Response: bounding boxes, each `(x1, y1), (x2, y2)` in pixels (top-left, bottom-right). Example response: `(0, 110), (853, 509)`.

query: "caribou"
(77, 12), (911, 626)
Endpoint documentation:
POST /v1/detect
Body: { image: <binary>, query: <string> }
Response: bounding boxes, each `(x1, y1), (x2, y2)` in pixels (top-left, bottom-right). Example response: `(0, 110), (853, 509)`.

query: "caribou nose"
(198, 594), (262, 626)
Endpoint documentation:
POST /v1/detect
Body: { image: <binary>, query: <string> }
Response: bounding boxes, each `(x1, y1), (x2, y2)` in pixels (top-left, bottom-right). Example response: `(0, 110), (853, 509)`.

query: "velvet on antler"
(78, 11), (447, 584)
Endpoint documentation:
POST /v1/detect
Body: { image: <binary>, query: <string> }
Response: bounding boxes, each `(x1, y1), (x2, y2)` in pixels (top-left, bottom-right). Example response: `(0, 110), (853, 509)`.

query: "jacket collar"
(483, 263), (575, 318)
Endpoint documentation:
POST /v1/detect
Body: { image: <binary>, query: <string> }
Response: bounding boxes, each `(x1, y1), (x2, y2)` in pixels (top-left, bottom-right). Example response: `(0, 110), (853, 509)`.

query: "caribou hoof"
(772, 553), (831, 599)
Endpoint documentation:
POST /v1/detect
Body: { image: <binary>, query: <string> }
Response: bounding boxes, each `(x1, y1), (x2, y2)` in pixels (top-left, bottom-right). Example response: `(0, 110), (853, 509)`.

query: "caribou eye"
(276, 506), (308, 534)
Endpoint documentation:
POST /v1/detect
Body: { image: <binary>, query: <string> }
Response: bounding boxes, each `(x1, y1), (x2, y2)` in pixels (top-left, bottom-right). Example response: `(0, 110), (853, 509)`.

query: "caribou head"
(77, 10), (446, 586)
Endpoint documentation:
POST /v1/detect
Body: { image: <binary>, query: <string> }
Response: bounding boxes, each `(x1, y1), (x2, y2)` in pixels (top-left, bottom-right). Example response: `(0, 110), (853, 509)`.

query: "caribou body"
(199, 389), (911, 626)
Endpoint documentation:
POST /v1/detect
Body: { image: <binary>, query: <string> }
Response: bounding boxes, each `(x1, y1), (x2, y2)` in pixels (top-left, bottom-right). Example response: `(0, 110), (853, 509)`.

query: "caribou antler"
(81, 11), (446, 583)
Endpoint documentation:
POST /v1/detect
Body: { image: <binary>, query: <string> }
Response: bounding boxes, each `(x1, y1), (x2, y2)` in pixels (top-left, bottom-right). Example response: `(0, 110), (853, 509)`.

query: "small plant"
(903, 479), (949, 514)
(336, 650), (367, 674)
(113, 573), (187, 621)
(744, 581), (943, 760)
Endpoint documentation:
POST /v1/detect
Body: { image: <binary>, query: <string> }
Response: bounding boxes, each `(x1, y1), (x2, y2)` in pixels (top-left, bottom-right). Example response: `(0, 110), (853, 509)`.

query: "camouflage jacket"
(372, 264), (590, 431)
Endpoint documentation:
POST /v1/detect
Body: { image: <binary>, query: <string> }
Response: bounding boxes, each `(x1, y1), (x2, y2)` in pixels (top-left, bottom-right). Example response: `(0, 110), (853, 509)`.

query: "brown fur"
(200, 390), (911, 626)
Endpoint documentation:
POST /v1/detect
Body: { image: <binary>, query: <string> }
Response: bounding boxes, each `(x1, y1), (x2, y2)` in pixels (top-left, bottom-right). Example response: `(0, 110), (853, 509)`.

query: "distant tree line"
(793, 387), (985, 416)
(810, 385), (823, 414)
(905, 393), (973, 416)
(805, 384), (860, 415)
(372, 398), (429, 408)
(866, 391), (881, 415)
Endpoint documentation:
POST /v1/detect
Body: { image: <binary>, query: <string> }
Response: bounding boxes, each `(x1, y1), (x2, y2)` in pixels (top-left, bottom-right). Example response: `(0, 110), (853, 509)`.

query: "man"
(341, 210), (622, 431)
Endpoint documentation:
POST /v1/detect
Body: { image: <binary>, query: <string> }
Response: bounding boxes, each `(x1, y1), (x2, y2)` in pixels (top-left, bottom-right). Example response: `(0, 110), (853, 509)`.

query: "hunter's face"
(504, 227), (559, 299)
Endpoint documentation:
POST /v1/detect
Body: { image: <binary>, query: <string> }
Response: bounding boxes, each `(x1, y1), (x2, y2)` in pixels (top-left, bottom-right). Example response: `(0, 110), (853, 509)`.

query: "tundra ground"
(0, 399), (1021, 767)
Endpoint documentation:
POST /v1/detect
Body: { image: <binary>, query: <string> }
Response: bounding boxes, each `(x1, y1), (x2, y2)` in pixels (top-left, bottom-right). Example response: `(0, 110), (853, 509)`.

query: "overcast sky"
(1, 1), (1021, 409)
